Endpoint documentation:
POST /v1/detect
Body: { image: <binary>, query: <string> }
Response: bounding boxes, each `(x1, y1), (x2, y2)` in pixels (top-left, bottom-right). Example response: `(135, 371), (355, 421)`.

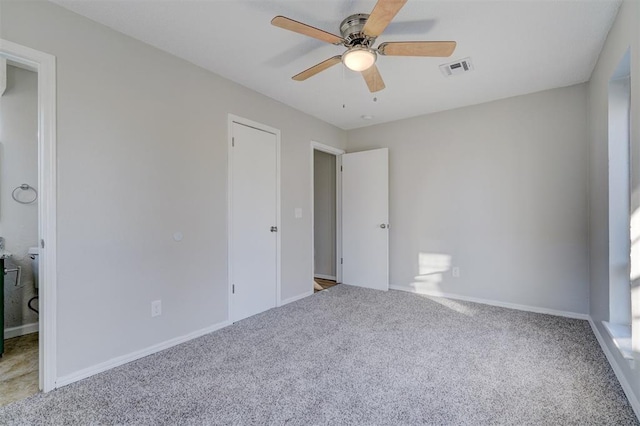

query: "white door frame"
(310, 141), (345, 290)
(0, 39), (57, 392)
(227, 114), (281, 322)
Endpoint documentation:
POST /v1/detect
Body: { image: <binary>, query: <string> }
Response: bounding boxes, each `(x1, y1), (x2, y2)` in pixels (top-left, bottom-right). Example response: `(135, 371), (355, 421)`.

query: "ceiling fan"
(271, 0), (457, 93)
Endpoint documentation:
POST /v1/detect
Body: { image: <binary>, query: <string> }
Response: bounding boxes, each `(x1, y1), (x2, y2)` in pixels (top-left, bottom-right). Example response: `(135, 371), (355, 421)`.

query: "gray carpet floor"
(0, 285), (637, 425)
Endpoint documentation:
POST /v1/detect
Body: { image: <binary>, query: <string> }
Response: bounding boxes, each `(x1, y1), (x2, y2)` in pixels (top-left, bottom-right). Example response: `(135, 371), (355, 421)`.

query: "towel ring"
(11, 184), (38, 205)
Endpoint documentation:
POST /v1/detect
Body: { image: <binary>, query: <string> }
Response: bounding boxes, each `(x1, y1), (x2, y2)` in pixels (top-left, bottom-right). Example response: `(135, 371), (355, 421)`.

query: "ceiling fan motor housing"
(340, 13), (375, 47)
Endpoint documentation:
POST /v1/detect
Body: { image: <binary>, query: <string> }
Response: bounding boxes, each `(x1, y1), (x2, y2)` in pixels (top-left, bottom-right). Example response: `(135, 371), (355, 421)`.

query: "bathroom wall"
(0, 64), (39, 332)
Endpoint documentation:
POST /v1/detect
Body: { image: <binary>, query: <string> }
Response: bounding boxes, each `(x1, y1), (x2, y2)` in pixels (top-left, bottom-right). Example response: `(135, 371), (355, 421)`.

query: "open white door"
(342, 148), (389, 291)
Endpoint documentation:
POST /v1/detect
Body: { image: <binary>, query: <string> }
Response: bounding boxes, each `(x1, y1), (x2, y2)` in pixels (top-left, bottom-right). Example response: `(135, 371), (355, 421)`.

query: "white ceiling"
(51, 0), (621, 130)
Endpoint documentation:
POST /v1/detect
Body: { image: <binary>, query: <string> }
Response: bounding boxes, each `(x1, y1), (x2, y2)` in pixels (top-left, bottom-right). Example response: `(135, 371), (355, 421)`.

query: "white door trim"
(227, 114), (281, 322)
(0, 39), (57, 392)
(310, 141), (345, 291)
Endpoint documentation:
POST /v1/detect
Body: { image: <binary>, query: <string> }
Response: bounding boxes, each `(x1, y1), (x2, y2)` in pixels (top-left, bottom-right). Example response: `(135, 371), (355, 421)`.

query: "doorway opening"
(311, 142), (344, 293)
(0, 39), (57, 399)
(0, 59), (40, 406)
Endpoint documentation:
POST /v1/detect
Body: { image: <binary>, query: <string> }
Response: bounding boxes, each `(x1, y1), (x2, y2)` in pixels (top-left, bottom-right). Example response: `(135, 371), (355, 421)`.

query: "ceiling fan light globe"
(343, 48), (377, 72)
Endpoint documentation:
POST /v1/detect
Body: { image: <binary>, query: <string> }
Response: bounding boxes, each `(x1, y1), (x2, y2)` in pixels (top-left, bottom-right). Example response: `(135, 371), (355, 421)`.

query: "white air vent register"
(440, 57), (474, 77)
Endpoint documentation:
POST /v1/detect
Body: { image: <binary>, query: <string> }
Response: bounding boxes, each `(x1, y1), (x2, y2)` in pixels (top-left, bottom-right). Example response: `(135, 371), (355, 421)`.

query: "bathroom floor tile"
(0, 333), (39, 407)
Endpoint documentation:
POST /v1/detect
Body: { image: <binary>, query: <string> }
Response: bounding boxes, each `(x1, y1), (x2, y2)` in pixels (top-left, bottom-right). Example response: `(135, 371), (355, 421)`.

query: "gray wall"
(1, 0), (346, 378)
(0, 65), (39, 330)
(347, 84), (589, 315)
(588, 0), (640, 410)
(314, 150), (336, 278)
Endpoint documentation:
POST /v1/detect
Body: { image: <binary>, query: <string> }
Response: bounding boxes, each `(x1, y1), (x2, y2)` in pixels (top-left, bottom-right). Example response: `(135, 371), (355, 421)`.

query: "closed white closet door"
(342, 148), (389, 291)
(230, 121), (278, 322)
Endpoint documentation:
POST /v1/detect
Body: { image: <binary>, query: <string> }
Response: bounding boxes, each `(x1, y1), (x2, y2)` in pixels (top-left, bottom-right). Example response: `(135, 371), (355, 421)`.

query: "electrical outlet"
(151, 300), (162, 317)
(452, 267), (460, 278)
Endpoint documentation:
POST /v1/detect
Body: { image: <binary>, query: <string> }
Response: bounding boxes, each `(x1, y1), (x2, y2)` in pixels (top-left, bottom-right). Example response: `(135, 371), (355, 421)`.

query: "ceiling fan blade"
(293, 56), (342, 81)
(272, 16), (344, 45)
(363, 0), (408, 37)
(362, 65), (386, 92)
(378, 41), (457, 57)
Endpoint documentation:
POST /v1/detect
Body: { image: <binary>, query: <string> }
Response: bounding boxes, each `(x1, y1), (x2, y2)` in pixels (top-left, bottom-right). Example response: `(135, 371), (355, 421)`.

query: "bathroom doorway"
(0, 56), (41, 406)
(311, 142), (344, 293)
(0, 39), (57, 400)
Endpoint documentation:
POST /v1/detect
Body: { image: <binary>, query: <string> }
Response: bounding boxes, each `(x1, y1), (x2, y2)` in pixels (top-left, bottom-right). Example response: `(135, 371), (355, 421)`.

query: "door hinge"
(232, 137), (235, 147)
(340, 165), (343, 172)
(341, 258), (343, 265)
(232, 284), (235, 294)
(40, 239), (45, 249)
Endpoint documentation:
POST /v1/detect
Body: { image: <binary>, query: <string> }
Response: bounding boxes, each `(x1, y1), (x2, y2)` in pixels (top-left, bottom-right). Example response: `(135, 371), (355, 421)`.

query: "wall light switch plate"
(151, 300), (162, 317)
(294, 208), (302, 219)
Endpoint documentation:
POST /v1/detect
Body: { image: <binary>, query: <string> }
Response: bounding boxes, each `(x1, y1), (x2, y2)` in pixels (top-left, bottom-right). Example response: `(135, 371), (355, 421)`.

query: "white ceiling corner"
(50, 0), (622, 130)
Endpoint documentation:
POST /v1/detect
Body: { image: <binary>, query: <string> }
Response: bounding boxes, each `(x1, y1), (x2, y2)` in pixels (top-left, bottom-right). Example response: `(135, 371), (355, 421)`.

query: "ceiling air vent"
(440, 57), (474, 77)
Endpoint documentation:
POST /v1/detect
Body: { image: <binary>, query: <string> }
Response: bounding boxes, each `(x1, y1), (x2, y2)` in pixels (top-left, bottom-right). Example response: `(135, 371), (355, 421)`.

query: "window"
(607, 48), (632, 359)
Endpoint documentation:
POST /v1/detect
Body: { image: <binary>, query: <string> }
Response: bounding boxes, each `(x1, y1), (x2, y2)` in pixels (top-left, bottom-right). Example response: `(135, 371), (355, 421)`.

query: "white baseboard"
(314, 274), (336, 281)
(281, 290), (314, 306)
(389, 285), (589, 320)
(55, 319), (231, 388)
(588, 319), (640, 420)
(4, 322), (39, 339)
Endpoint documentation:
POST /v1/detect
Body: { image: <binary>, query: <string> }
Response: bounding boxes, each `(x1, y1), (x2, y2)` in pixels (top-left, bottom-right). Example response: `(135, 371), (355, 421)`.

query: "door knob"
(270, 226), (278, 232)
(380, 224), (389, 229)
